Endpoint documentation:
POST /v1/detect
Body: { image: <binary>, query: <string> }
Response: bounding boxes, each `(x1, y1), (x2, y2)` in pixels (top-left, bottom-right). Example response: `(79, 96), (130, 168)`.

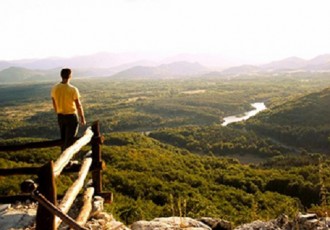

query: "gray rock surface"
(0, 201), (36, 230)
(1, 201), (330, 230)
(131, 217), (212, 230)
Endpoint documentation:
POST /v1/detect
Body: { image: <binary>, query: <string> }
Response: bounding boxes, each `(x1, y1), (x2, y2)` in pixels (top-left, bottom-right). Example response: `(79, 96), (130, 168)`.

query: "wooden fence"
(0, 121), (112, 230)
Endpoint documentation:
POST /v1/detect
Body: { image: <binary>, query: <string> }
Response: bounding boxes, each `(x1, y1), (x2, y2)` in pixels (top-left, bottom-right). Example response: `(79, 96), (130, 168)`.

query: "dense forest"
(1, 72), (330, 226)
(241, 87), (330, 153)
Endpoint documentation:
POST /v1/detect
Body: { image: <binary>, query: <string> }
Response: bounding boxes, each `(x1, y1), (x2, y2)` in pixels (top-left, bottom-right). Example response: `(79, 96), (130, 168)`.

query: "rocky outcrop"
(0, 201), (36, 230)
(131, 217), (212, 230)
(1, 200), (330, 230)
(234, 213), (329, 230)
(129, 214), (329, 230)
(83, 212), (129, 230)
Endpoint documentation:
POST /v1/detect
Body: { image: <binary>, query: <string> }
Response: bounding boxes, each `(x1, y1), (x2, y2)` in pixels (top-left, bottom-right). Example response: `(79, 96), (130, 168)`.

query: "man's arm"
(75, 99), (86, 125)
(52, 97), (57, 113)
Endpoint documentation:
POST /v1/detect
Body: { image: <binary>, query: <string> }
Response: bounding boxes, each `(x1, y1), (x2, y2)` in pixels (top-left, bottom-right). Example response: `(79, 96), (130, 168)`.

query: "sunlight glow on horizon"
(1, 0), (330, 64)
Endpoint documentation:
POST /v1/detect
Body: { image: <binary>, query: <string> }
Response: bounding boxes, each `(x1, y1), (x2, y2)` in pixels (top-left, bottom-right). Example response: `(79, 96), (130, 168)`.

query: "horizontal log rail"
(0, 166), (40, 176)
(0, 194), (34, 203)
(0, 160), (105, 176)
(53, 128), (93, 177)
(0, 139), (63, 152)
(0, 121), (112, 230)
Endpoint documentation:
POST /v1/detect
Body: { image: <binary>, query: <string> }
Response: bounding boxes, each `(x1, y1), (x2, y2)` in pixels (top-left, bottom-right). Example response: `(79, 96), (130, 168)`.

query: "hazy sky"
(1, 0), (330, 63)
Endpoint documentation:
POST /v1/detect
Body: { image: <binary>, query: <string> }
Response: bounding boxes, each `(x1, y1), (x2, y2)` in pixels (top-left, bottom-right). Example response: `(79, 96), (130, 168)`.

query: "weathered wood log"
(76, 187), (94, 226)
(0, 139), (62, 152)
(36, 161), (57, 230)
(53, 128), (93, 177)
(55, 157), (93, 228)
(0, 167), (40, 176)
(100, 192), (114, 204)
(32, 190), (88, 230)
(91, 121), (103, 195)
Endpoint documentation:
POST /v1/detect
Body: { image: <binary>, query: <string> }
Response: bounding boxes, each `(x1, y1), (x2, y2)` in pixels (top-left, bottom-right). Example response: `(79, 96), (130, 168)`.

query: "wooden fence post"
(36, 161), (57, 230)
(91, 121), (103, 195)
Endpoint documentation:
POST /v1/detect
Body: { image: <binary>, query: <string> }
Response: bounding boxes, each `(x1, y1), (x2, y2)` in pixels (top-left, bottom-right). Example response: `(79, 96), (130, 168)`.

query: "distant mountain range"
(0, 53), (153, 70)
(207, 55), (330, 76)
(0, 52), (242, 71)
(0, 53), (330, 83)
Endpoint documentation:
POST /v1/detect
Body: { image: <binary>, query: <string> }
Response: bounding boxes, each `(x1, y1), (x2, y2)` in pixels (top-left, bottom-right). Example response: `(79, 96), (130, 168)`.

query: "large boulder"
(199, 217), (232, 230)
(234, 214), (291, 230)
(131, 217), (212, 230)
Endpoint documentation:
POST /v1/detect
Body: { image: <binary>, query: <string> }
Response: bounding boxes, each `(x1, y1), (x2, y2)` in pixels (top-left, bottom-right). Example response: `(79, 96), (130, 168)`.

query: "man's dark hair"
(61, 68), (72, 79)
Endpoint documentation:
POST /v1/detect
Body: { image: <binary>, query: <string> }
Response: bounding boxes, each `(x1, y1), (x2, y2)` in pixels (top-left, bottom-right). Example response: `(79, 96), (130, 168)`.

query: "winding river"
(221, 102), (267, 126)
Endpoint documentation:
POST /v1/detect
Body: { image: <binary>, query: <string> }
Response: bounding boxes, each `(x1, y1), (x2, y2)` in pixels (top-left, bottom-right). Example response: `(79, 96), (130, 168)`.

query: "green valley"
(1, 72), (330, 226)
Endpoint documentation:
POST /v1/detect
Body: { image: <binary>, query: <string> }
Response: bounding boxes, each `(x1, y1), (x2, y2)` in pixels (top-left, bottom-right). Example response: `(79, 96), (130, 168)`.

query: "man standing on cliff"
(51, 68), (86, 151)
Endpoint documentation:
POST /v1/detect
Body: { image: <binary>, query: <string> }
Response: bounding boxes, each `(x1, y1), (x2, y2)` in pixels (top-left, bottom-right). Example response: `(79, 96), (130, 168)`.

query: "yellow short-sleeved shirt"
(51, 83), (80, 114)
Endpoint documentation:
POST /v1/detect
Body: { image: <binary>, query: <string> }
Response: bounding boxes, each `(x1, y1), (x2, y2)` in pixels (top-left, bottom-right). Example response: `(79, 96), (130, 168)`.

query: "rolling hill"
(242, 87), (330, 152)
(111, 61), (209, 79)
(261, 55), (330, 71)
(261, 57), (307, 70)
(0, 67), (50, 83)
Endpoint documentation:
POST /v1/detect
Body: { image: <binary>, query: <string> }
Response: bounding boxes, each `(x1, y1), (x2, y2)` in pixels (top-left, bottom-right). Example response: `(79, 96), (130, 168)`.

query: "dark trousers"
(57, 114), (79, 151)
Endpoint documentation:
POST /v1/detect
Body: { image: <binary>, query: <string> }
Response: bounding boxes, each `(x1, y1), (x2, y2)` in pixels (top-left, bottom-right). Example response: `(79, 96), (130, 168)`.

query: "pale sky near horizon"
(1, 0), (330, 64)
